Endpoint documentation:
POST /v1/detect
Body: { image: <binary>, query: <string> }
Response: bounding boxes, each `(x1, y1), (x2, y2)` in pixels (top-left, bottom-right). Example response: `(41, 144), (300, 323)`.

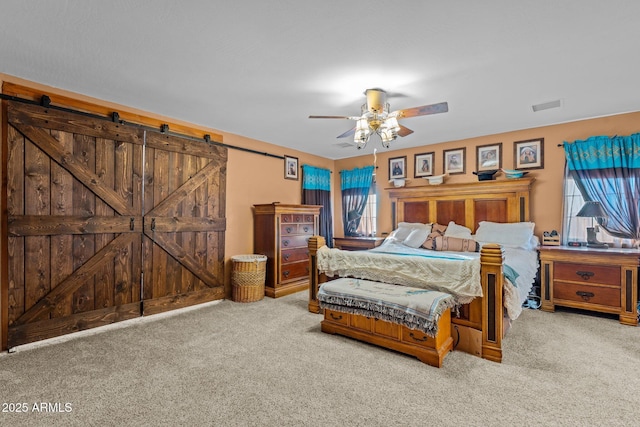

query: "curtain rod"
(0, 93), (285, 160)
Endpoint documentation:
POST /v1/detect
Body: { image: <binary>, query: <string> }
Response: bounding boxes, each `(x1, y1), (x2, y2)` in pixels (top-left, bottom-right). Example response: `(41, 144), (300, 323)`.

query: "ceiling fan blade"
(336, 127), (356, 138)
(395, 102), (449, 119)
(397, 125), (414, 137)
(309, 115), (359, 120)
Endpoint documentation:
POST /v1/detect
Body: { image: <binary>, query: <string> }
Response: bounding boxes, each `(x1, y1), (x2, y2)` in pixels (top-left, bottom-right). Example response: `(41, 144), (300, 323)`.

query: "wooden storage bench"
(317, 278), (454, 368)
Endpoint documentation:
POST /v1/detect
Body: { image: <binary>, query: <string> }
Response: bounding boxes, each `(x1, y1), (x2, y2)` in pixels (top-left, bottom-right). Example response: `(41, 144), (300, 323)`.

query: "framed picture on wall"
(414, 152), (435, 177)
(514, 138), (544, 169)
(476, 143), (502, 172)
(389, 156), (407, 179)
(443, 147), (466, 175)
(284, 155), (299, 180)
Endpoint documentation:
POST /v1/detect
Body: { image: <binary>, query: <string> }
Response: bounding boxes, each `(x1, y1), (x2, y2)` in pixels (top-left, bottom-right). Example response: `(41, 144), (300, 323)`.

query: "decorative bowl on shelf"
(423, 174), (446, 185)
(501, 168), (529, 179)
(389, 178), (407, 187)
(473, 170), (499, 181)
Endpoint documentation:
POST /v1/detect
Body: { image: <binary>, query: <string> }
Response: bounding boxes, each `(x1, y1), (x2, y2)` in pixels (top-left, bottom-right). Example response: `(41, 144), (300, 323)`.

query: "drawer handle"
(283, 270), (290, 278)
(303, 226), (309, 232)
(283, 254), (290, 261)
(329, 313), (343, 320)
(409, 332), (429, 342)
(576, 270), (595, 280)
(283, 240), (289, 247)
(576, 291), (595, 301)
(286, 227), (293, 233)
(282, 217), (289, 222)
(295, 216), (301, 222)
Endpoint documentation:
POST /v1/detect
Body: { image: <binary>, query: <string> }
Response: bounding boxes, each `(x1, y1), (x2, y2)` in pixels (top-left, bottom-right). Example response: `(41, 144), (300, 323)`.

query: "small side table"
(333, 236), (385, 251)
(538, 246), (639, 326)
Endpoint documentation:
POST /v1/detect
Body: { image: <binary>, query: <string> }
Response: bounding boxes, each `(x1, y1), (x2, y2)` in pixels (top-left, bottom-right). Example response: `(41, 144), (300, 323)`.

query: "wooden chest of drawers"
(539, 246), (639, 326)
(253, 204), (321, 298)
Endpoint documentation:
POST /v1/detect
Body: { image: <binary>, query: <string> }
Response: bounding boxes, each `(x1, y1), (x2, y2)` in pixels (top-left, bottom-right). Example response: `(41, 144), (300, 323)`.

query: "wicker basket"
(231, 254), (267, 303)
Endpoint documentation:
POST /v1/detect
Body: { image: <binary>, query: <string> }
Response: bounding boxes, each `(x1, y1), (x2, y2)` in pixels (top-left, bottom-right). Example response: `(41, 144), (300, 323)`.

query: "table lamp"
(576, 201), (609, 248)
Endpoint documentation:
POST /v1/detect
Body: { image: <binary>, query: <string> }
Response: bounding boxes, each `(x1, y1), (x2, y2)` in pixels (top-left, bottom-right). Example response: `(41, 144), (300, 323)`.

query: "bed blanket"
(316, 245), (482, 304)
(317, 278), (456, 337)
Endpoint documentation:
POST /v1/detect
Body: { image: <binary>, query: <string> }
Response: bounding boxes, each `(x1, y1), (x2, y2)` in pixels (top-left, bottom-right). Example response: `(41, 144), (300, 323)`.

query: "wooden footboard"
(307, 236), (505, 362)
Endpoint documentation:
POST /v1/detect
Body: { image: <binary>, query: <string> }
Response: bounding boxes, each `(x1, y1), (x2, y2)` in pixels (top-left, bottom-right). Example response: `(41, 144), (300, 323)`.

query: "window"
(562, 172), (634, 248)
(356, 184), (377, 237)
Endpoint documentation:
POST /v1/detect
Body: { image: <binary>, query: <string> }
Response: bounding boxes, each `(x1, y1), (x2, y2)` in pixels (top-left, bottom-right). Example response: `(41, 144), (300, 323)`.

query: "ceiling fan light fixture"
(354, 118), (371, 149)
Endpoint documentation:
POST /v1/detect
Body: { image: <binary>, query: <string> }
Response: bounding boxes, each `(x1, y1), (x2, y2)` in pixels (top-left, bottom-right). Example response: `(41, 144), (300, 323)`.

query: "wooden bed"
(308, 177), (535, 363)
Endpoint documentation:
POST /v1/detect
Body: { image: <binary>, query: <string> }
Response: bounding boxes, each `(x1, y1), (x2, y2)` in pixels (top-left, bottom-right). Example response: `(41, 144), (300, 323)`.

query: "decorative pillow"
(475, 221), (535, 248)
(444, 221), (473, 239)
(422, 235), (479, 252)
(387, 222), (430, 242)
(402, 225), (433, 248)
(430, 223), (448, 236)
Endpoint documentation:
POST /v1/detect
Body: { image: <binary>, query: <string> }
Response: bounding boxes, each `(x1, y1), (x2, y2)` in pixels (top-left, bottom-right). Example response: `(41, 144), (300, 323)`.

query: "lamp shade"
(576, 201), (608, 218)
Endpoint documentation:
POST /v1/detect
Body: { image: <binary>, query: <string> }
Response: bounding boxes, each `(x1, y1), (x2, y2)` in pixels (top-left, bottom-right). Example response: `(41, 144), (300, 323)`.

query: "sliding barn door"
(141, 131), (226, 314)
(3, 101), (226, 349)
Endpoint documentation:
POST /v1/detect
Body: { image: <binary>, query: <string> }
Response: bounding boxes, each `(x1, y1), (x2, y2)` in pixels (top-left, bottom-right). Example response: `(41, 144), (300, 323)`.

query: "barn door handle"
(151, 218), (156, 231)
(576, 270), (594, 280)
(130, 217), (135, 231)
(576, 291), (595, 301)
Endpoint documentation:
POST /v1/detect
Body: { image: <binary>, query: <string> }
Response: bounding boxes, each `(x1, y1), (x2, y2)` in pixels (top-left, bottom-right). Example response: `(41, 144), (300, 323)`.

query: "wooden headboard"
(388, 177), (535, 232)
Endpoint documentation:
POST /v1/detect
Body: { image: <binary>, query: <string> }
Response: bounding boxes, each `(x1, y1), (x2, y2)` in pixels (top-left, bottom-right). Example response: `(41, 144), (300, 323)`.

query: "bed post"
(480, 244), (504, 363)
(308, 235), (326, 313)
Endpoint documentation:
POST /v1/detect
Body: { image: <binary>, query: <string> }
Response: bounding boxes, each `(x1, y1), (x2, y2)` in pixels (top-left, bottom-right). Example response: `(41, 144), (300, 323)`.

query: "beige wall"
(334, 111), (640, 239)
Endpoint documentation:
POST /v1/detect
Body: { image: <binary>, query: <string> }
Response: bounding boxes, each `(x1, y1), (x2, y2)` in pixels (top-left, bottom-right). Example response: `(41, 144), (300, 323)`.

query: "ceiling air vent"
(532, 99), (562, 112)
(335, 142), (355, 148)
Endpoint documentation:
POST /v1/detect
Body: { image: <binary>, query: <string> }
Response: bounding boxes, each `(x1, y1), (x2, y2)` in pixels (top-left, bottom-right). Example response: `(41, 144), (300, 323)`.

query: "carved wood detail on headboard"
(388, 177), (535, 232)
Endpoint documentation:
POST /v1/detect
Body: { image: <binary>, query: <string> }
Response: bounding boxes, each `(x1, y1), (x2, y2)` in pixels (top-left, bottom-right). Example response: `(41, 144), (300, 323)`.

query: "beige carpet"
(1, 291), (638, 427)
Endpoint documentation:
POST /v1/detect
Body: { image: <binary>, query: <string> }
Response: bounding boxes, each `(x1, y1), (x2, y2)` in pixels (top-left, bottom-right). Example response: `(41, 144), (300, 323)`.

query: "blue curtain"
(340, 166), (375, 236)
(563, 133), (640, 244)
(302, 165), (333, 247)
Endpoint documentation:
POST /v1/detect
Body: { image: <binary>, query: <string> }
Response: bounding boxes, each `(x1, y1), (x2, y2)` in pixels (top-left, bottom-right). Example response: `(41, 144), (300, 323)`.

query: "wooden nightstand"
(539, 246), (639, 326)
(333, 236), (385, 251)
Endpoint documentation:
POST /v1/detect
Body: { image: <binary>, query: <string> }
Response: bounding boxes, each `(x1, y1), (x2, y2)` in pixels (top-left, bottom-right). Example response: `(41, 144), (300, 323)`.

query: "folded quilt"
(318, 278), (456, 337)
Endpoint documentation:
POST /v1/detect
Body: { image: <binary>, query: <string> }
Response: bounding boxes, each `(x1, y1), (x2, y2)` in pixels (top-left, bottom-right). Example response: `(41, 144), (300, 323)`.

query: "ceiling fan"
(309, 88), (448, 149)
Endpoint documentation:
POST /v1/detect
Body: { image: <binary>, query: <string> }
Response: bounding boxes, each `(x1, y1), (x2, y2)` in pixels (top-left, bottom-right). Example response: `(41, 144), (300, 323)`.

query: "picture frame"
(414, 152), (435, 178)
(476, 143), (502, 172)
(443, 147), (466, 175)
(389, 156), (407, 179)
(514, 138), (544, 169)
(284, 155), (299, 180)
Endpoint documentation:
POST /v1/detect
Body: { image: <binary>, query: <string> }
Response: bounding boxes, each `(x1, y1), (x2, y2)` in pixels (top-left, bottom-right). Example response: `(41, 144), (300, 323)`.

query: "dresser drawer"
(281, 234), (311, 249)
(279, 260), (309, 283)
(554, 262), (620, 286)
(280, 223), (314, 236)
(281, 247), (309, 263)
(554, 281), (621, 308)
(324, 309), (348, 325)
(402, 327), (437, 348)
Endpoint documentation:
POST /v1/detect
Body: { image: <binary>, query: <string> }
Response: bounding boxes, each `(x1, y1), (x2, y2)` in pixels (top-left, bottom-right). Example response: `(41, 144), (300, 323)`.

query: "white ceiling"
(2, 1), (640, 160)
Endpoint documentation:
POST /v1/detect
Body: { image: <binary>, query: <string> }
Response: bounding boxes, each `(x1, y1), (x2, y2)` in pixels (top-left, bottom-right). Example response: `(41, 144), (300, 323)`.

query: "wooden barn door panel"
(141, 132), (226, 315)
(5, 101), (144, 348)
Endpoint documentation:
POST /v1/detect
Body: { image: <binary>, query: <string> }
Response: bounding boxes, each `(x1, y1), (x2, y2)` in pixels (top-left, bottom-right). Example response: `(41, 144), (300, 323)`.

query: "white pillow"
(387, 222), (430, 242)
(444, 221), (473, 239)
(402, 226), (431, 248)
(475, 221), (535, 248)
